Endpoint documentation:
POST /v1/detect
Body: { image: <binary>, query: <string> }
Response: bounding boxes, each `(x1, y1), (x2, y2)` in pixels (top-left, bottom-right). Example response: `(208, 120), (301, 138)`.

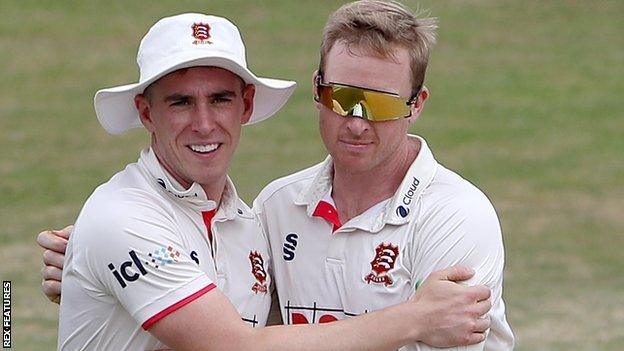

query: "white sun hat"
(94, 13), (297, 135)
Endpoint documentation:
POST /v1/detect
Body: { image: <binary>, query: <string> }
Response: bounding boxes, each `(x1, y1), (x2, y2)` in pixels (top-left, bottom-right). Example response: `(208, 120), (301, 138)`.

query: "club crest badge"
(363, 242), (399, 287)
(249, 251), (268, 294)
(191, 22), (212, 44)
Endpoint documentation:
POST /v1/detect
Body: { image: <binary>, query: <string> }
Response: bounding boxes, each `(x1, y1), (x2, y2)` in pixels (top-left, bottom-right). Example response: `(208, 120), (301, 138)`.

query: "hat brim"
(94, 52), (297, 135)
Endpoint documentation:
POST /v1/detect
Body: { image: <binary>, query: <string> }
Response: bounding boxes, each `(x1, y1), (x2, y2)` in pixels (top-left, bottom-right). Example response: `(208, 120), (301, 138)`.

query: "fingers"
(432, 265), (475, 282)
(42, 280), (61, 304)
(43, 265), (63, 281)
(54, 225), (74, 240)
(37, 230), (68, 253)
(43, 249), (66, 269)
(468, 284), (491, 302)
(465, 332), (486, 345)
(475, 298), (492, 316)
(37, 226), (71, 306)
(463, 317), (490, 345)
(473, 316), (491, 334)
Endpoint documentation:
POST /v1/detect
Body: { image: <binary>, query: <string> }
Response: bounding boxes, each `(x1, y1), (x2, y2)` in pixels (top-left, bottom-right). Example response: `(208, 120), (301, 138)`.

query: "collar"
(311, 189), (342, 232)
(138, 148), (253, 220)
(295, 135), (438, 232)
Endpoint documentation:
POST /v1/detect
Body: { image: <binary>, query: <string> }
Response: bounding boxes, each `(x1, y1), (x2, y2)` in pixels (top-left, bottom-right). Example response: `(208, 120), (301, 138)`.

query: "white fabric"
(94, 13), (297, 135)
(59, 148), (272, 351)
(254, 135), (515, 350)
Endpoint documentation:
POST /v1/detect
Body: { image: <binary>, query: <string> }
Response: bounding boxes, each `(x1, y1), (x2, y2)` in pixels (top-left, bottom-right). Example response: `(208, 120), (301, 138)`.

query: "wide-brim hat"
(94, 13), (297, 135)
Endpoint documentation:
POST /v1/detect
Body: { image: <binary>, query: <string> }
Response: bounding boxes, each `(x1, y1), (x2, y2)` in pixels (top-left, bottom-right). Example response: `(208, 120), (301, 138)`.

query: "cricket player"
(41, 11), (493, 351)
(253, 1), (515, 350)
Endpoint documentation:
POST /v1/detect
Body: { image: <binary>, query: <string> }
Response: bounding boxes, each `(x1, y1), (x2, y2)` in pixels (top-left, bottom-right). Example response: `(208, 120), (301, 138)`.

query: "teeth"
(190, 144), (219, 153)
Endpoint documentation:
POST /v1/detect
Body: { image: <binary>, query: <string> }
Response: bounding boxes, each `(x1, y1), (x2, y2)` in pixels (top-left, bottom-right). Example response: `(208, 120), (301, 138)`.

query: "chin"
(333, 156), (373, 173)
(194, 170), (221, 183)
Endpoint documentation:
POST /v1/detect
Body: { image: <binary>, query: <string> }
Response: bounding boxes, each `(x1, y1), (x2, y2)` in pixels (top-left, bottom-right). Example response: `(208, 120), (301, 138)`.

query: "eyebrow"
(211, 90), (237, 99)
(163, 90), (238, 102)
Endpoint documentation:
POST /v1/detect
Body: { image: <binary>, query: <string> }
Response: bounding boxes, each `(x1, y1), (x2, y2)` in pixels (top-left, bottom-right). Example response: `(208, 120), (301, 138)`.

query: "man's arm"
(38, 227), (491, 349)
(150, 265), (491, 351)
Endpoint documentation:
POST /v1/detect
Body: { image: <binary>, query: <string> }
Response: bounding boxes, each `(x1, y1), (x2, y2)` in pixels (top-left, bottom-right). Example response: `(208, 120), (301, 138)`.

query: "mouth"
(339, 139), (373, 150)
(188, 143), (221, 155)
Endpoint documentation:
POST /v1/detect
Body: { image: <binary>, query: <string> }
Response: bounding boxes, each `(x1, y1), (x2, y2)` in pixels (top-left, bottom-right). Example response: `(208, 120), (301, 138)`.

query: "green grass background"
(1, 0), (622, 349)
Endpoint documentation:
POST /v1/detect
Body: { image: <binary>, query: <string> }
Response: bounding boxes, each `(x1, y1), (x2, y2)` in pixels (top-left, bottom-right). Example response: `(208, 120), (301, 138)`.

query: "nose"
(348, 102), (365, 118)
(192, 102), (216, 134)
(344, 114), (370, 136)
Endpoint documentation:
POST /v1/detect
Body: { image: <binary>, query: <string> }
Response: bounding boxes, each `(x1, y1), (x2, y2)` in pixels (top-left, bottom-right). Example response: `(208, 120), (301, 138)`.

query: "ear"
(406, 85), (429, 124)
(240, 84), (256, 125)
(135, 94), (156, 133)
(312, 70), (321, 110)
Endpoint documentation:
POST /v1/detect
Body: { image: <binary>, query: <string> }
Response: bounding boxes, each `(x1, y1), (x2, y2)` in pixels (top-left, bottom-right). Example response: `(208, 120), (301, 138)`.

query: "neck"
(331, 138), (420, 222)
(200, 178), (227, 206)
(152, 147), (227, 206)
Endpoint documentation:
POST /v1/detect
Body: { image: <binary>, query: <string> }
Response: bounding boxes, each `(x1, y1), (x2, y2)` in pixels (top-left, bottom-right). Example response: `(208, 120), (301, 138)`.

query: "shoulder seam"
(255, 162), (323, 205)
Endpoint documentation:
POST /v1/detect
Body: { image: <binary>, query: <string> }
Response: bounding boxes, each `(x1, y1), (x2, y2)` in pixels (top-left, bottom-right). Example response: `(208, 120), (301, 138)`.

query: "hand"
(410, 265), (492, 347)
(36, 225), (73, 304)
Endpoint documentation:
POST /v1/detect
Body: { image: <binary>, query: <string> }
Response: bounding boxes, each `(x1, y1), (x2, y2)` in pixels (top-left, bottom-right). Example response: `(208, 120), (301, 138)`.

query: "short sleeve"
(71, 188), (216, 330)
(412, 190), (505, 287)
(404, 189), (514, 350)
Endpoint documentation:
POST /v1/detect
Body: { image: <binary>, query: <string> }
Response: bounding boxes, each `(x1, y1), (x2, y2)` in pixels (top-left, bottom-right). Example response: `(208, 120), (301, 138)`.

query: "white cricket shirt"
(59, 148), (272, 350)
(254, 135), (514, 350)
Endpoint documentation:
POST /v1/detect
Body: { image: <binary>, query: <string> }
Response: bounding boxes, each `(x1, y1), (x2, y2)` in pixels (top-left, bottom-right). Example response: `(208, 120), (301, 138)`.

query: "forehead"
(147, 66), (245, 94)
(323, 42), (411, 95)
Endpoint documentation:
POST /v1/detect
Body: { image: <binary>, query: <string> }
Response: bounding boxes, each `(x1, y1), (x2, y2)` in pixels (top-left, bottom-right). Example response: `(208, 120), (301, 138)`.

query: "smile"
(188, 143), (220, 154)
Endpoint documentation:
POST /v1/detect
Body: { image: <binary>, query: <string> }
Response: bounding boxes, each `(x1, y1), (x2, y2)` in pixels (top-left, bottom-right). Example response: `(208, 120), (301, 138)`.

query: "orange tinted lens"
(318, 85), (335, 111)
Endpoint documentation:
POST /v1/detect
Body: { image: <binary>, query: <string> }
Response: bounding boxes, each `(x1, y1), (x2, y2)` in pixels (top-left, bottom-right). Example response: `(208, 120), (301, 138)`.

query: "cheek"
(230, 125), (243, 146)
(373, 122), (405, 149)
(217, 115), (243, 144)
(152, 112), (186, 135)
(319, 111), (340, 139)
(155, 124), (183, 146)
(318, 119), (334, 148)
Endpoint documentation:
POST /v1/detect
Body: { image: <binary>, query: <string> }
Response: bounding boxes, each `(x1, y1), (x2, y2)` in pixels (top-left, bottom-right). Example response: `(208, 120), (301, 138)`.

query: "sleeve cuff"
(142, 283), (217, 330)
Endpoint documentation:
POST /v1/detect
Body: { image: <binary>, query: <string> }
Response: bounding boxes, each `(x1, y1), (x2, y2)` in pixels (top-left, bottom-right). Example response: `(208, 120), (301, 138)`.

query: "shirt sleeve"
(71, 188), (216, 330)
(403, 188), (514, 351)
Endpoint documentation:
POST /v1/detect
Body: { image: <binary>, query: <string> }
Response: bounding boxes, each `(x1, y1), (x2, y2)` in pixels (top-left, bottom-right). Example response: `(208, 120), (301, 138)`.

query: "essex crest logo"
(363, 242), (399, 287)
(191, 22), (212, 44)
(249, 251), (268, 294)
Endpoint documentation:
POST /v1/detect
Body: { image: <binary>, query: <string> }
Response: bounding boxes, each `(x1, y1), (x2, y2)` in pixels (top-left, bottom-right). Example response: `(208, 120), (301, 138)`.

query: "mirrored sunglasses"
(314, 78), (418, 122)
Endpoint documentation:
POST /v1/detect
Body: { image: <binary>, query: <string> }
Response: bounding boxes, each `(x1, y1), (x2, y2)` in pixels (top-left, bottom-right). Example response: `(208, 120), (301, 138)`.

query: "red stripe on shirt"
(142, 283), (217, 330)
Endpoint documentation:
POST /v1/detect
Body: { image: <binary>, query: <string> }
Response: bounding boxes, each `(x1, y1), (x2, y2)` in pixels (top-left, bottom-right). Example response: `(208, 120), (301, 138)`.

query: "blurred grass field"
(1, 0), (622, 349)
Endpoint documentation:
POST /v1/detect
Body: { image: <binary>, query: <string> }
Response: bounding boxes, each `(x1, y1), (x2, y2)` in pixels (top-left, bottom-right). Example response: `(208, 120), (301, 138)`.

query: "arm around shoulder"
(149, 282), (450, 351)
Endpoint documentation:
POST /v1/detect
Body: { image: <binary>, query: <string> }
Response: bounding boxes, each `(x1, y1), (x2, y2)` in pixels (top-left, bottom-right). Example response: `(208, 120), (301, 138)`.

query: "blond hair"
(319, 0), (437, 95)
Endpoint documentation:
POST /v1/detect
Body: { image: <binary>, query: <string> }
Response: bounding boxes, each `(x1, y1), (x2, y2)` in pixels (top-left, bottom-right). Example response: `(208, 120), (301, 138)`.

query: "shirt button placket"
(326, 229), (347, 264)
